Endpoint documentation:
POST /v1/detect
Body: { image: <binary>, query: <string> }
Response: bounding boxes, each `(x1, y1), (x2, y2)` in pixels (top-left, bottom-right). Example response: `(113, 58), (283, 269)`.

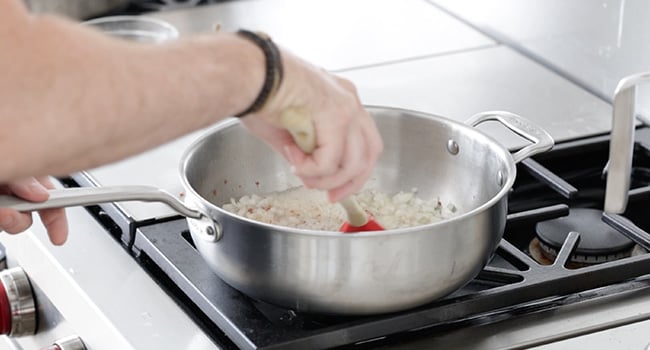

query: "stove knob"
(0, 243), (6, 270)
(0, 267), (36, 336)
(40, 336), (86, 350)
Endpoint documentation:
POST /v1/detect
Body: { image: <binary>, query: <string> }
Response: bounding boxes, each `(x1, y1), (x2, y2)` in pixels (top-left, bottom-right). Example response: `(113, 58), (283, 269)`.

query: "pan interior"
(182, 108), (515, 223)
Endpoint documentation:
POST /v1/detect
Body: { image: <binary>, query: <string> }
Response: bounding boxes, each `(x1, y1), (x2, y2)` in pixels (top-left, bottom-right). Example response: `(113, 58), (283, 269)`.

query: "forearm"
(0, 5), (263, 182)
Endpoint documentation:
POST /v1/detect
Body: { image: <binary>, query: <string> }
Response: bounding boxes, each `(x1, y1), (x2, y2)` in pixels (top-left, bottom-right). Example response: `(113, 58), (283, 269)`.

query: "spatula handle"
(280, 107), (317, 154)
(279, 107), (369, 226)
(338, 197), (369, 227)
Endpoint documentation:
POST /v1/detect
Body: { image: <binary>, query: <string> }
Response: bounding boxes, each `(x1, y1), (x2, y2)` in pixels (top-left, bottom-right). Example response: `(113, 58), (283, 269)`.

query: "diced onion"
(222, 187), (457, 231)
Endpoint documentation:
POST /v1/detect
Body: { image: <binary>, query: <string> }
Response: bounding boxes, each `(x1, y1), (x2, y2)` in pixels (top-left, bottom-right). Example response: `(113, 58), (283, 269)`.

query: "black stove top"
(64, 127), (650, 349)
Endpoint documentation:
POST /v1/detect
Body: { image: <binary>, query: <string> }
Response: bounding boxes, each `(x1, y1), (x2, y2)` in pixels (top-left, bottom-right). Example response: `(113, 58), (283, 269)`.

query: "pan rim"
(179, 105), (517, 238)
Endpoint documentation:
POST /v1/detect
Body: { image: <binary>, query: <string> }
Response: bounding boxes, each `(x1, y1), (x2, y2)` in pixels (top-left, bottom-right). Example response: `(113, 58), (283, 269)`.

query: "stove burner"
(532, 208), (635, 266)
(528, 238), (554, 265)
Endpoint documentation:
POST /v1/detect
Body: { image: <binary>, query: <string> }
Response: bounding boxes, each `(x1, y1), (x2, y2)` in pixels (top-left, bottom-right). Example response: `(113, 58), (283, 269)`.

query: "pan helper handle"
(466, 111), (554, 164)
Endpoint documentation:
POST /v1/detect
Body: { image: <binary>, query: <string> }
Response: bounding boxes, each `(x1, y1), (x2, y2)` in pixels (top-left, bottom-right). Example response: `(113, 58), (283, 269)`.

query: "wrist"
(232, 30), (284, 118)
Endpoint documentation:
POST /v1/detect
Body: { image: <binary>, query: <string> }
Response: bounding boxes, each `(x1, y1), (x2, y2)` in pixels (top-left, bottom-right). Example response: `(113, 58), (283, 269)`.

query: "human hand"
(0, 177), (68, 245)
(241, 49), (383, 203)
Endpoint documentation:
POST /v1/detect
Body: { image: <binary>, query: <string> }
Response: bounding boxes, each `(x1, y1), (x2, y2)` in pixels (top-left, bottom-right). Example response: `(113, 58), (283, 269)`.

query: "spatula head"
(339, 216), (384, 233)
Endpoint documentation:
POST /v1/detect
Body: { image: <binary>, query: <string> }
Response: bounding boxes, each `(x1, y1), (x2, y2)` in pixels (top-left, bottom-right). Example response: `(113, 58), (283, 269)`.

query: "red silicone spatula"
(280, 107), (385, 233)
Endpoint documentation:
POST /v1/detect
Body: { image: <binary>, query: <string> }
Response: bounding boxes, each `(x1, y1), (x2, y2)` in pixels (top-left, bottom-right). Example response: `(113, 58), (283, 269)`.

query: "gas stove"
(6, 126), (650, 350)
(3, 0), (650, 349)
(51, 127), (650, 349)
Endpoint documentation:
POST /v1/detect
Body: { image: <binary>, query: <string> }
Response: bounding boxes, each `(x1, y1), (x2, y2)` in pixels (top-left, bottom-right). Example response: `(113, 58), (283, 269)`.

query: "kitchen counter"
(150, 0), (496, 71)
(338, 45), (611, 149)
(430, 0), (650, 117)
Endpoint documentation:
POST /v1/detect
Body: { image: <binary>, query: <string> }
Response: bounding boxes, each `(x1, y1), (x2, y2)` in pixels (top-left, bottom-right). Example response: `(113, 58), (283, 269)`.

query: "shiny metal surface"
(181, 107), (551, 314)
(604, 72), (650, 213)
(0, 185), (224, 243)
(466, 111), (554, 163)
(0, 204), (218, 349)
(0, 186), (203, 220)
(53, 335), (86, 350)
(150, 0), (495, 71)
(0, 268), (36, 337)
(1, 275), (78, 350)
(430, 0), (650, 119)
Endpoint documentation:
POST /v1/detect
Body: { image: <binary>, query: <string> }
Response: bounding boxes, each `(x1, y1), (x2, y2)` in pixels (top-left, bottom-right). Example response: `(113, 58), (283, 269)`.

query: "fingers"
(298, 121), (365, 190)
(0, 177), (49, 234)
(7, 177), (49, 201)
(0, 177), (69, 246)
(241, 117), (305, 164)
(0, 208), (34, 234)
(295, 107), (382, 202)
(330, 115), (383, 201)
(289, 100), (362, 177)
(327, 159), (376, 202)
(38, 207), (68, 245)
(281, 83), (381, 199)
(241, 52), (383, 199)
(299, 114), (382, 202)
(290, 112), (348, 178)
(37, 177), (68, 246)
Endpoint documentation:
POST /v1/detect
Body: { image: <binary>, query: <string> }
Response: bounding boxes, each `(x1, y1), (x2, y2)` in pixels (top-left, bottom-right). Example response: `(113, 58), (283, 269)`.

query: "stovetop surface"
(64, 127), (650, 349)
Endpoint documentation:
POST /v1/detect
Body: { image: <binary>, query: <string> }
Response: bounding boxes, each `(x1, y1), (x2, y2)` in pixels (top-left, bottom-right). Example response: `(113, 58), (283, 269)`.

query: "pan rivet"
(206, 226), (215, 236)
(447, 140), (459, 155)
(497, 170), (505, 187)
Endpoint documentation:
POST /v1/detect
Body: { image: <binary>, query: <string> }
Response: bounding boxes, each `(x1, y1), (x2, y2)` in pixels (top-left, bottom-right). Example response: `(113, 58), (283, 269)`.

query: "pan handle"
(466, 111), (554, 164)
(0, 185), (204, 219)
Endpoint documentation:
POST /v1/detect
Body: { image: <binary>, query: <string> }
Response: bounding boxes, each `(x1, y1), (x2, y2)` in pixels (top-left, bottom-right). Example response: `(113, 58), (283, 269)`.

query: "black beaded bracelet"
(234, 29), (284, 118)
